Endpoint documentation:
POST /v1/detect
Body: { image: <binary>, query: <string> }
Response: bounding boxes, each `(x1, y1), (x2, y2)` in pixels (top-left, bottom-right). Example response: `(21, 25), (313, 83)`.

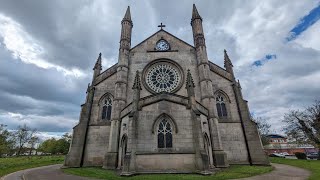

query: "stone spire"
(237, 79), (241, 89)
(191, 4), (229, 168)
(186, 69), (195, 98)
(120, 6), (133, 51)
(103, 6), (133, 170)
(191, 4), (206, 49)
(93, 53), (102, 70)
(223, 49), (234, 77)
(92, 53), (102, 81)
(132, 71), (142, 90)
(191, 4), (202, 21)
(186, 70), (195, 88)
(123, 6), (132, 23)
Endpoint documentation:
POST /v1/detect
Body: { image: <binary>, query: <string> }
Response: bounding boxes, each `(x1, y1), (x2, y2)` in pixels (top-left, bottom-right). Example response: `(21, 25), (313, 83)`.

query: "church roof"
(93, 63), (118, 86)
(130, 29), (194, 51)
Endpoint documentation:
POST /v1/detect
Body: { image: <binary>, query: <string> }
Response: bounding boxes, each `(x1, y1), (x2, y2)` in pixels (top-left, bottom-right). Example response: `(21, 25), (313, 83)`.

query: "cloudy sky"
(0, 0), (319, 139)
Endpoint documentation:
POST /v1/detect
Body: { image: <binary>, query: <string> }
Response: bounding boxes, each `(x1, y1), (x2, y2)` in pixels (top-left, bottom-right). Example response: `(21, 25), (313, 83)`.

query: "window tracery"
(102, 97), (112, 120)
(216, 95), (228, 118)
(146, 64), (180, 93)
(157, 119), (173, 148)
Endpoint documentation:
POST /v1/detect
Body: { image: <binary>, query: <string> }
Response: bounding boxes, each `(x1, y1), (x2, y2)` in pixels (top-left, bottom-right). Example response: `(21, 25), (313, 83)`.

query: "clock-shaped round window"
(143, 60), (183, 93)
(155, 39), (170, 51)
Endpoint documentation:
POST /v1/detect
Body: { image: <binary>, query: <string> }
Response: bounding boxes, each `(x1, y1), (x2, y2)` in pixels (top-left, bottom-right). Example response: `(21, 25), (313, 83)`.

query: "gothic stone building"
(64, 5), (269, 175)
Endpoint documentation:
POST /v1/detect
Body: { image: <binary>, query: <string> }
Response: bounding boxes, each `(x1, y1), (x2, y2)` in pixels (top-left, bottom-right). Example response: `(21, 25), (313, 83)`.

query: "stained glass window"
(157, 119), (172, 148)
(146, 64), (180, 93)
(102, 97), (112, 120)
(216, 95), (227, 117)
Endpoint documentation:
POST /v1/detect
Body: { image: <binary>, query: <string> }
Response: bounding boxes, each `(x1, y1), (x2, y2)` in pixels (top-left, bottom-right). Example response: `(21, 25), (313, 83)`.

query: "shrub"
(295, 152), (307, 159)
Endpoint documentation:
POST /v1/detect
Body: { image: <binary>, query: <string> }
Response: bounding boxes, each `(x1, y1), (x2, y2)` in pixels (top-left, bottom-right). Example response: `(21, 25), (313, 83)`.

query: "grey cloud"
(0, 0), (319, 135)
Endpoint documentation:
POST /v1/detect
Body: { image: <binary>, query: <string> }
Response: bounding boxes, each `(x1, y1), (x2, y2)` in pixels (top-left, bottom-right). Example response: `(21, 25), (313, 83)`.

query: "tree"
(38, 133), (71, 155)
(60, 133), (72, 154)
(0, 124), (15, 157)
(14, 124), (37, 156)
(28, 136), (40, 156)
(283, 100), (320, 160)
(252, 116), (272, 146)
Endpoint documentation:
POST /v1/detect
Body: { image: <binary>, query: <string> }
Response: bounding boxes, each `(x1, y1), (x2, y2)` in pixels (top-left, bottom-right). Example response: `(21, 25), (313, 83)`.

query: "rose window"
(145, 63), (181, 93)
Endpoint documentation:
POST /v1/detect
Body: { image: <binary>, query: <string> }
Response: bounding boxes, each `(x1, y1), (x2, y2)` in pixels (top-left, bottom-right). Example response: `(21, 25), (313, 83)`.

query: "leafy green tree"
(38, 133), (71, 155)
(0, 124), (15, 157)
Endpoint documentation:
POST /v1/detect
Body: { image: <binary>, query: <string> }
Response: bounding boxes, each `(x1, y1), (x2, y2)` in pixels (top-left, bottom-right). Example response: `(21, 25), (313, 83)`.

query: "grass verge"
(0, 155), (64, 177)
(270, 157), (320, 180)
(63, 165), (273, 180)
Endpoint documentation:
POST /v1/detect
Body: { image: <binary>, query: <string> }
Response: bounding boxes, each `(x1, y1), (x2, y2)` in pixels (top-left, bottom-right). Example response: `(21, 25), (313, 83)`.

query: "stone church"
(64, 4), (269, 175)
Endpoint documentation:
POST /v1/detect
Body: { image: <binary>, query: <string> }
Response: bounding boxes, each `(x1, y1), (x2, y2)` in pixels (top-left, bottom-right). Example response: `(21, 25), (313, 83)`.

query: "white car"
(280, 152), (290, 156)
(269, 153), (285, 158)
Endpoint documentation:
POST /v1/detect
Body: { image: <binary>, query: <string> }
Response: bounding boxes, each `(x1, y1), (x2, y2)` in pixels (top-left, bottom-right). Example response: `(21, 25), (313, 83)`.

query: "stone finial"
(191, 4), (202, 21)
(237, 79), (242, 89)
(132, 71), (142, 90)
(86, 83), (90, 93)
(186, 69), (195, 89)
(123, 6), (132, 22)
(224, 49), (234, 77)
(93, 52), (102, 70)
(224, 49), (233, 67)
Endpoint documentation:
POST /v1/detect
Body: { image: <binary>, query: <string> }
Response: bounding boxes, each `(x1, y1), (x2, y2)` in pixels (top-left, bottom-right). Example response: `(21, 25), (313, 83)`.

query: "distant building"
(264, 134), (317, 155)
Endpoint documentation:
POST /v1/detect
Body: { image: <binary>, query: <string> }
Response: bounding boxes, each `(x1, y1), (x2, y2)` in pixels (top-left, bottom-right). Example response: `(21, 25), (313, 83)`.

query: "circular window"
(143, 60), (183, 93)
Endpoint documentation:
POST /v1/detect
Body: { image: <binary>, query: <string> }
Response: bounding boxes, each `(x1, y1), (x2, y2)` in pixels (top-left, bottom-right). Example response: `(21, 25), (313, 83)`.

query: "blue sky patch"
(286, 3), (320, 41)
(252, 54), (277, 67)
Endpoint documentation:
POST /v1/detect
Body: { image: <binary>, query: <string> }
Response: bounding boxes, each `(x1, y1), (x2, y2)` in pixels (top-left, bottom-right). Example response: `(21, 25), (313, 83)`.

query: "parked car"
(279, 152), (289, 156)
(307, 152), (319, 159)
(269, 153), (285, 158)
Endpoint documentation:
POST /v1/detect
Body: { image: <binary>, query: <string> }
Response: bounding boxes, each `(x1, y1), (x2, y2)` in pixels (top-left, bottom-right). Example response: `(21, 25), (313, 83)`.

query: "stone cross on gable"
(158, 22), (166, 29)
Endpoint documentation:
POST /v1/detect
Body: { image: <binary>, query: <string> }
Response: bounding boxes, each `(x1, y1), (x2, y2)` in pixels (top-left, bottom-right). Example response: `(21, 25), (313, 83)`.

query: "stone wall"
(90, 73), (117, 125)
(136, 154), (196, 172)
(210, 71), (240, 123)
(219, 123), (249, 164)
(133, 101), (195, 153)
(82, 125), (110, 166)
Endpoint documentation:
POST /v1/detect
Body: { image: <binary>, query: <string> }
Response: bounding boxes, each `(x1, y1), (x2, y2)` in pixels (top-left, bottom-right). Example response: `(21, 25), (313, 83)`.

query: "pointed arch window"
(102, 97), (112, 120)
(157, 119), (172, 148)
(216, 95), (228, 117)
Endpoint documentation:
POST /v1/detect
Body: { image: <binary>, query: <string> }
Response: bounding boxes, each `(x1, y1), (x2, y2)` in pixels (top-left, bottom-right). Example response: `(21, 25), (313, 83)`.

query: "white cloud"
(295, 21), (320, 51)
(0, 111), (78, 132)
(0, 14), (85, 78)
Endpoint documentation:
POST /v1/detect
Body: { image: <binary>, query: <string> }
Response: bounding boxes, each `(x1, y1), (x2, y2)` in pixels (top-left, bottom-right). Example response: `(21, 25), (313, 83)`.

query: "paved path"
(236, 163), (311, 180)
(1, 163), (311, 180)
(1, 164), (96, 180)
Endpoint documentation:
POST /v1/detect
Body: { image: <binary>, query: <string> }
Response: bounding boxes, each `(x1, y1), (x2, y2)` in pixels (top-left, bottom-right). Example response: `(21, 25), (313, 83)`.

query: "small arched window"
(102, 97), (112, 120)
(216, 95), (227, 118)
(157, 119), (172, 148)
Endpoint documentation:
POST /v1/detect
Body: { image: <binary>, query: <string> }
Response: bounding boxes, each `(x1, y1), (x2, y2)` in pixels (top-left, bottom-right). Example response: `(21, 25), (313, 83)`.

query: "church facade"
(64, 5), (269, 175)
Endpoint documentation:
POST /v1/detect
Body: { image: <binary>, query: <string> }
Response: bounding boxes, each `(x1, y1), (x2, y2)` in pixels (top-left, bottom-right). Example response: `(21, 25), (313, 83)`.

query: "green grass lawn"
(0, 155), (65, 177)
(63, 165), (273, 180)
(270, 157), (320, 180)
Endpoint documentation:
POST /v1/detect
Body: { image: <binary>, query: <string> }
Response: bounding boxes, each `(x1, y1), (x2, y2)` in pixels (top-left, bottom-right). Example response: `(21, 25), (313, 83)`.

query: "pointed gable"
(130, 29), (194, 52)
